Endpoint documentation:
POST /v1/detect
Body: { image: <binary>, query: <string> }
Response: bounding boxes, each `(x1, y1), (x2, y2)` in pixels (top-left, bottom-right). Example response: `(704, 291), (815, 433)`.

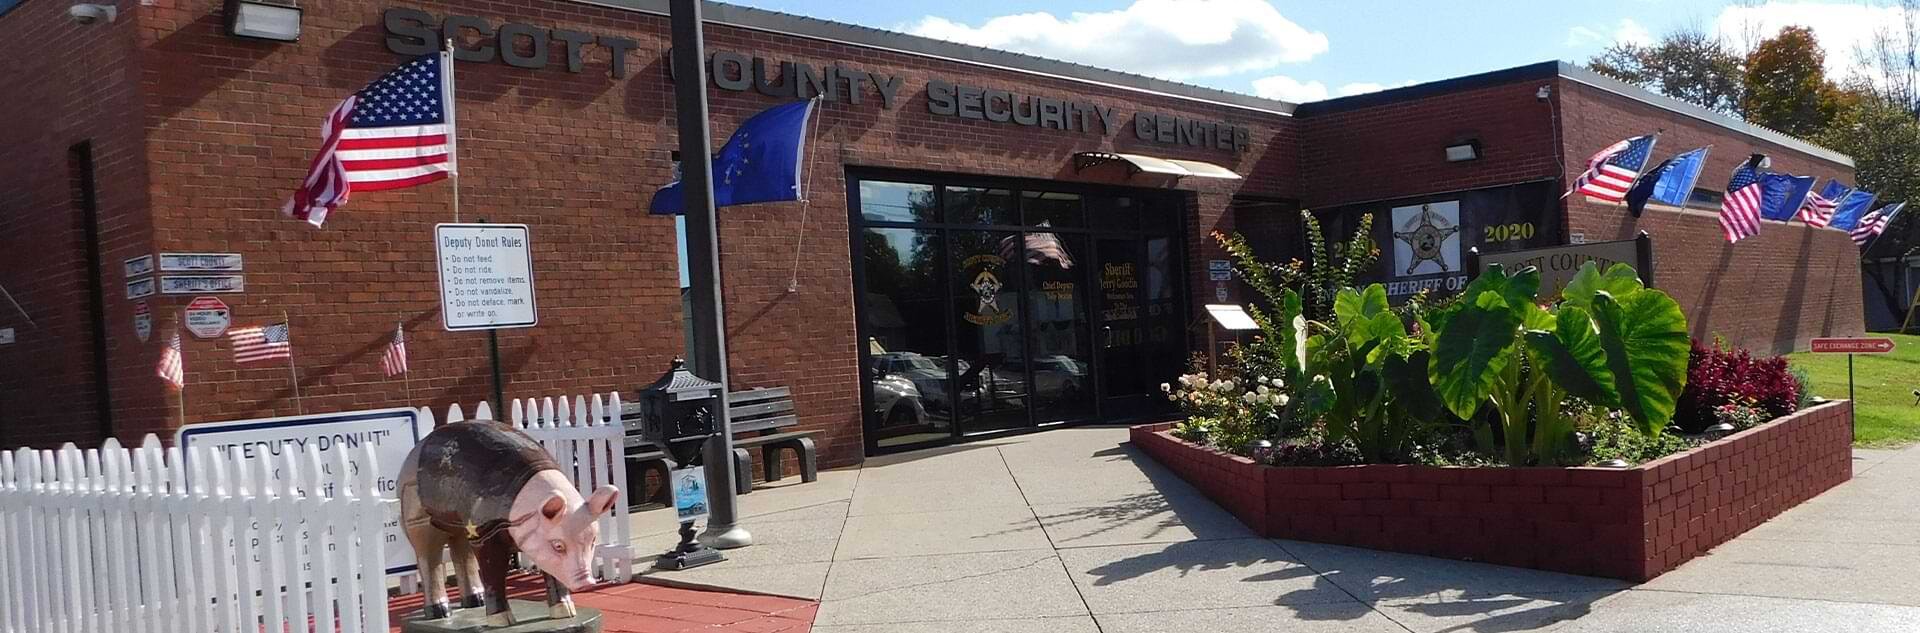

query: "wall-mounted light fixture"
(226, 0), (301, 42)
(1444, 139), (1481, 163)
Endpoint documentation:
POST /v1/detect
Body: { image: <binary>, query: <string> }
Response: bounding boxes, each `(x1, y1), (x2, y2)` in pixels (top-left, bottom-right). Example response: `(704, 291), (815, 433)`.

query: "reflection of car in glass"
(955, 357), (1027, 410)
(1005, 355), (1087, 403)
(872, 352), (1028, 412)
(873, 352), (953, 410)
(869, 370), (928, 428)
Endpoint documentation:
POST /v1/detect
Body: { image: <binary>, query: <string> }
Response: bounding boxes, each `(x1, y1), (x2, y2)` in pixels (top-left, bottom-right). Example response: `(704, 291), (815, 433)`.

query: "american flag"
(1719, 163), (1765, 243)
(1853, 203), (1905, 247)
(382, 324), (409, 377)
(157, 331), (184, 389)
(282, 53), (455, 227)
(1798, 191), (1837, 227)
(1798, 181), (1848, 228)
(230, 323), (293, 364)
(1570, 135), (1657, 202)
(1000, 229), (1075, 269)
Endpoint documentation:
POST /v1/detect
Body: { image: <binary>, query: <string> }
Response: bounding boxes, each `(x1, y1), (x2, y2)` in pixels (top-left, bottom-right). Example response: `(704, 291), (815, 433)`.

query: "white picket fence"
(0, 391), (635, 632)
(411, 390), (634, 587)
(0, 436), (392, 633)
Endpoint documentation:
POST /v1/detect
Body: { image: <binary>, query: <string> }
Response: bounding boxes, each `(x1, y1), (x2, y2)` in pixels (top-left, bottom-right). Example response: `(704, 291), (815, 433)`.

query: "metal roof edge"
(569, 0), (1298, 116)
(1555, 61), (1854, 168)
(1291, 62), (1560, 116)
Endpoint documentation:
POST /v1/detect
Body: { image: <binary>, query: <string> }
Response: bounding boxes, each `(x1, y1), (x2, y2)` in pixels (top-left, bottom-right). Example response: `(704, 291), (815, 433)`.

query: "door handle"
(1102, 325), (1112, 348)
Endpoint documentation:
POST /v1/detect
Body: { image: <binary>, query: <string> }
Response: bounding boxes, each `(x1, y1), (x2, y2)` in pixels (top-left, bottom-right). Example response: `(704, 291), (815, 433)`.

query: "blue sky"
(717, 1), (1901, 103)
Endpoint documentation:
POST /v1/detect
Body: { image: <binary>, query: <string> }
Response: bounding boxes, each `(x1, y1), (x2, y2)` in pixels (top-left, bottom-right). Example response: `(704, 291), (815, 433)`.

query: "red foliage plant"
(1674, 339), (1802, 433)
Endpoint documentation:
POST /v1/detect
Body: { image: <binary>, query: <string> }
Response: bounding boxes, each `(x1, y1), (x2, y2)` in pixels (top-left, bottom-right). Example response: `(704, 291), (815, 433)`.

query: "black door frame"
(848, 167), (1192, 456)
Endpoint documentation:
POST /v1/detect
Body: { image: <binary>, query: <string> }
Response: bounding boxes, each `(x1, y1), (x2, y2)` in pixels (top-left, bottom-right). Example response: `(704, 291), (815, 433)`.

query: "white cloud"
(1615, 18), (1654, 47)
(1250, 77), (1411, 102)
(1252, 75), (1329, 102)
(906, 0), (1329, 81)
(1335, 81), (1414, 97)
(1566, 19), (1654, 48)
(1712, 2), (1915, 82)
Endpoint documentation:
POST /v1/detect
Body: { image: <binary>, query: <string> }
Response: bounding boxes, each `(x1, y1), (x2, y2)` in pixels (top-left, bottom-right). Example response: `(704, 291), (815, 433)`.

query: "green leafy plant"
(1217, 218), (1440, 463)
(1583, 412), (1696, 465)
(1427, 262), (1691, 465)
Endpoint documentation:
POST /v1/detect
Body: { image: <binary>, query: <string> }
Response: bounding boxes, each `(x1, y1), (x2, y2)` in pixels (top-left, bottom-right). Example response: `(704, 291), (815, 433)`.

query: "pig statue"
(399, 420), (620, 626)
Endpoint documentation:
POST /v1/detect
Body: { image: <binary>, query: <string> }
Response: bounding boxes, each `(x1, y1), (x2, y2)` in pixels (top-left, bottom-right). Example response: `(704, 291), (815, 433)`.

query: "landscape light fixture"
(1444, 140), (1481, 163)
(226, 0), (301, 42)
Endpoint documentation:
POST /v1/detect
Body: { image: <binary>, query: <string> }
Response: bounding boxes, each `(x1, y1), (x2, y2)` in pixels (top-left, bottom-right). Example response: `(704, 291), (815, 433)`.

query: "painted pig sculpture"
(399, 420), (620, 626)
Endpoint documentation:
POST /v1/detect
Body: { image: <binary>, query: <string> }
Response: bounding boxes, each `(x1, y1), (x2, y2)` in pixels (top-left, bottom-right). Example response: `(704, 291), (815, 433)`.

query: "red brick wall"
(1133, 400), (1855, 582)
(1631, 400), (1853, 579)
(3, 1), (1297, 462)
(1299, 79), (1560, 209)
(1558, 80), (1864, 354)
(0, 0), (157, 448)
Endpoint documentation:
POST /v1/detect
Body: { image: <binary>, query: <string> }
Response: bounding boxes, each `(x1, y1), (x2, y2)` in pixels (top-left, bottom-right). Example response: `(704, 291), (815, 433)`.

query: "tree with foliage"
(1588, 26), (1747, 114)
(1742, 26), (1849, 137)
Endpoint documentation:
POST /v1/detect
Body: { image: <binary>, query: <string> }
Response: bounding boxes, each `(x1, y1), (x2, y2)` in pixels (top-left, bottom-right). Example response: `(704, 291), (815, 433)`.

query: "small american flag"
(1853, 203), (1905, 247)
(231, 323), (293, 364)
(1571, 135), (1657, 202)
(382, 324), (409, 377)
(283, 52), (455, 227)
(157, 332), (184, 389)
(1719, 163), (1765, 243)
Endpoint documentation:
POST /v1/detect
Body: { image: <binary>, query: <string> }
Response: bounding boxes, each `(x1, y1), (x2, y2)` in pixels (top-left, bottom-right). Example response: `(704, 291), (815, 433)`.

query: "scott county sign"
(1473, 234), (1654, 299)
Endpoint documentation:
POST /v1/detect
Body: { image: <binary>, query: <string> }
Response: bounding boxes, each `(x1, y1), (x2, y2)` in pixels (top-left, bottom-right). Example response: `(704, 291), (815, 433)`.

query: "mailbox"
(637, 358), (723, 465)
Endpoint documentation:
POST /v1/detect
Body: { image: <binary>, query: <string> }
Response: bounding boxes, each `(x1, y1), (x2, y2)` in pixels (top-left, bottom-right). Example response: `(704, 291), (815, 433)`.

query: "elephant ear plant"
(1427, 262), (1690, 465)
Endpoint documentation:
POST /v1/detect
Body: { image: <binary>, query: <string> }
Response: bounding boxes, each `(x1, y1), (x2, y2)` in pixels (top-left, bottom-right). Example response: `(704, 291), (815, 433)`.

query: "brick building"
(0, 1), (1864, 464)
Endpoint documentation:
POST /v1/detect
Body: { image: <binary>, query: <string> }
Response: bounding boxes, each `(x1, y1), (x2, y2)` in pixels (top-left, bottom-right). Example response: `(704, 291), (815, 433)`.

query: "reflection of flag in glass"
(1001, 227), (1074, 269)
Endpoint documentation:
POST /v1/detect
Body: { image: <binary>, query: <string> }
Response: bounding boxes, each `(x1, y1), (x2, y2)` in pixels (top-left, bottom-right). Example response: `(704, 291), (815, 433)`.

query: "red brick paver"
(388, 574), (817, 633)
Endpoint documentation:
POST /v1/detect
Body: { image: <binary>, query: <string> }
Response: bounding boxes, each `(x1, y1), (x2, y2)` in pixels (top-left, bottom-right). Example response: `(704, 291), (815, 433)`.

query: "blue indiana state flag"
(1758, 174), (1816, 222)
(1625, 147), (1709, 216)
(650, 98), (820, 215)
(1829, 188), (1880, 231)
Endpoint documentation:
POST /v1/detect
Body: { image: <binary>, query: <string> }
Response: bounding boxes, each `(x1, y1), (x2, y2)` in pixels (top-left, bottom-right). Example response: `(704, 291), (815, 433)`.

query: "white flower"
(1272, 393), (1290, 406)
(1223, 379), (1238, 391)
(1241, 392), (1259, 404)
(1160, 382), (1172, 393)
(1257, 384), (1272, 395)
(1270, 377), (1285, 388)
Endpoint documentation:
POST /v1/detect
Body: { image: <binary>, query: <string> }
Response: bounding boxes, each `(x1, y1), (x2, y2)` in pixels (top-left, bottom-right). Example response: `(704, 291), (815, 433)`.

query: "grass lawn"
(1785, 333), (1920, 447)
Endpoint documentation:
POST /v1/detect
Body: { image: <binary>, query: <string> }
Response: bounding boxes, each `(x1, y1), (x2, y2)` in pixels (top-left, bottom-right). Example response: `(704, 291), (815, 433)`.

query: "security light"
(1444, 140), (1481, 162)
(226, 0), (301, 42)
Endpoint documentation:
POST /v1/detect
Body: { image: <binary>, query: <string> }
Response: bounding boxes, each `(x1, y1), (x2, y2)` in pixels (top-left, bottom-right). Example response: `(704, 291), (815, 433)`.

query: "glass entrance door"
(852, 173), (1187, 454)
(1095, 238), (1151, 412)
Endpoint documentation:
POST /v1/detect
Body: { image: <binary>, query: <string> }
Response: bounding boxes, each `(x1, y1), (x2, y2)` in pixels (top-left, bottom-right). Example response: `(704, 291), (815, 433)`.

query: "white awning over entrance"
(1071, 152), (1243, 180)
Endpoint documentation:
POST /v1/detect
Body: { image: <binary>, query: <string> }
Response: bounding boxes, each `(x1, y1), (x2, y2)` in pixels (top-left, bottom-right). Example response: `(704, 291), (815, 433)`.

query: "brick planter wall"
(1132, 400), (1854, 581)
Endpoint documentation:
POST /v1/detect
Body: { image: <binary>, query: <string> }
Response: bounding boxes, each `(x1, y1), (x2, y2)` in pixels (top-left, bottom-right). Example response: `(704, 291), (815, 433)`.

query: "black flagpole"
(670, 0), (750, 549)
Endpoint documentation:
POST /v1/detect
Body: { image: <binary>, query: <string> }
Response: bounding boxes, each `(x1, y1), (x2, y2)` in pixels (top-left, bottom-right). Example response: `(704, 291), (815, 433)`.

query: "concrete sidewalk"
(628, 427), (1920, 632)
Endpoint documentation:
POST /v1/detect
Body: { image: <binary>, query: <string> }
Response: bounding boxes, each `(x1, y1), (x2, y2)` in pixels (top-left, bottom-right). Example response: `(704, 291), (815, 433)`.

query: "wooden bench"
(725, 387), (819, 492)
(618, 386), (818, 505)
